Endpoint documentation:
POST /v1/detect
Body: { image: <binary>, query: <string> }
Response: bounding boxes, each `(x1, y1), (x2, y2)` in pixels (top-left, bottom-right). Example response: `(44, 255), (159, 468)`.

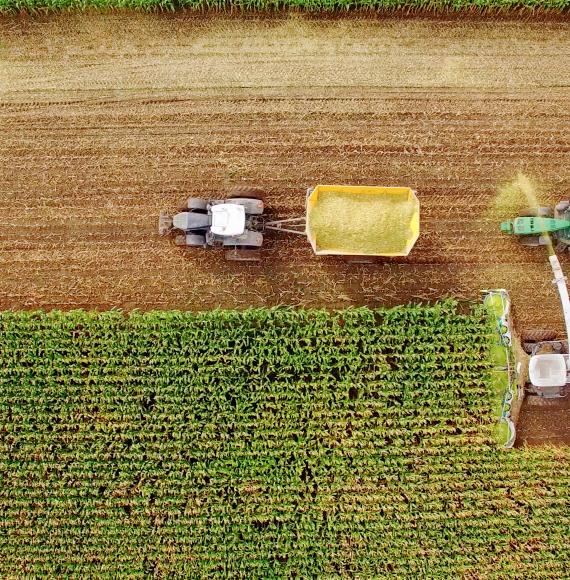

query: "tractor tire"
(175, 234), (207, 247)
(520, 329), (558, 343)
(225, 248), (262, 262)
(228, 185), (265, 202)
(179, 198), (208, 212)
(521, 207), (553, 218)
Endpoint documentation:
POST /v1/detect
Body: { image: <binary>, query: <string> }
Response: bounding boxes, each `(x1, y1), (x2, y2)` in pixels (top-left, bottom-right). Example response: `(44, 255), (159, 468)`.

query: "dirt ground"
(516, 395), (570, 447)
(1, 14), (570, 337)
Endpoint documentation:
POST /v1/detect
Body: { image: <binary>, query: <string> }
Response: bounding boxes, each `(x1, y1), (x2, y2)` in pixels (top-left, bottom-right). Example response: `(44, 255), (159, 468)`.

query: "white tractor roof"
(529, 353), (568, 388)
(210, 204), (246, 237)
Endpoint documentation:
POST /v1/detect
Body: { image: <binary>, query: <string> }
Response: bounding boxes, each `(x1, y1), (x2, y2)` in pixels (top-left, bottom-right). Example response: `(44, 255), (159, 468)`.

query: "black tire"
(175, 234), (206, 247)
(520, 329), (558, 343)
(520, 236), (542, 247)
(179, 198), (208, 212)
(228, 185), (265, 202)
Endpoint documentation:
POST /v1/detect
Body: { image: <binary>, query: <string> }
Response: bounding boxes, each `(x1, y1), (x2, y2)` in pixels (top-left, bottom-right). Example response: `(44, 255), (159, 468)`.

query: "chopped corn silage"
(308, 191), (415, 255)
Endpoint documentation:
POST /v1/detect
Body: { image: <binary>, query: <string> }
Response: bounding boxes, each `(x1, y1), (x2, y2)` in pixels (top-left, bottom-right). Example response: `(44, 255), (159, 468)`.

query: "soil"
(515, 395), (570, 447)
(1, 13), (569, 445)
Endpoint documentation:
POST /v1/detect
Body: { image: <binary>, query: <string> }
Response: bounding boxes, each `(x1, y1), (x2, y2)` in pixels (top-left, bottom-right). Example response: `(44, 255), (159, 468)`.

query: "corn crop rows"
(0, 303), (569, 577)
(0, 0), (569, 13)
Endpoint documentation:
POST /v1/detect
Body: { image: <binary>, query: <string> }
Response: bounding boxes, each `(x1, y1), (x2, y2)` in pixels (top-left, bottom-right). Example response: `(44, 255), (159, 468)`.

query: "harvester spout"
(548, 253), (570, 344)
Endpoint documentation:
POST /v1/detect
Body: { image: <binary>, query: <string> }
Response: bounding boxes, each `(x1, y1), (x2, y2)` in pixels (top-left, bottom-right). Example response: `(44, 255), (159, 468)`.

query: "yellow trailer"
(266, 184), (420, 257)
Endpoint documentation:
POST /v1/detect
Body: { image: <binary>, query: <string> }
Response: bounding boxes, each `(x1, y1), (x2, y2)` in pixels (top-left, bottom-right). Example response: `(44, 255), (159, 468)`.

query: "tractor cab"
(169, 203), (247, 238)
(210, 204), (246, 237)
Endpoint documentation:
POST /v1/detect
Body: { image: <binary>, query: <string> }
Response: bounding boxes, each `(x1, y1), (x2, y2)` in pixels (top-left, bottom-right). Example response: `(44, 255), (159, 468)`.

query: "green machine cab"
(500, 202), (570, 248)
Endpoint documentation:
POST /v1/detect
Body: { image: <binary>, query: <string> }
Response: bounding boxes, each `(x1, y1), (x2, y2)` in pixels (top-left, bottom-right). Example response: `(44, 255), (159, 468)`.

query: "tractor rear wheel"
(225, 248), (262, 262)
(521, 207), (553, 218)
(228, 185), (265, 202)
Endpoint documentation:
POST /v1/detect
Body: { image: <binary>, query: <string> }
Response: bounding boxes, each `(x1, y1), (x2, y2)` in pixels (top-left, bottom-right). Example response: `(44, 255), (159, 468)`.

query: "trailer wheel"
(228, 185), (265, 202)
(225, 248), (262, 262)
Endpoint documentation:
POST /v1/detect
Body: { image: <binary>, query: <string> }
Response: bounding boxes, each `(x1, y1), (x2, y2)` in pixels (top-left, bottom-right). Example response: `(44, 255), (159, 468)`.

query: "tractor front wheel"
(179, 198), (208, 212)
(175, 234), (207, 247)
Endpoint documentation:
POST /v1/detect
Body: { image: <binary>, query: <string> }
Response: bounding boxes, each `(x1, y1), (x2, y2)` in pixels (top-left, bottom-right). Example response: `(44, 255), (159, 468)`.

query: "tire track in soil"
(1, 15), (570, 332)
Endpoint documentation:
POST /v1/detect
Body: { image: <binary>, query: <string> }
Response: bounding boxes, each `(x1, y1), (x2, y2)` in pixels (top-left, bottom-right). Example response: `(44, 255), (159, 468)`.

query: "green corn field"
(0, 0), (569, 13)
(0, 301), (568, 576)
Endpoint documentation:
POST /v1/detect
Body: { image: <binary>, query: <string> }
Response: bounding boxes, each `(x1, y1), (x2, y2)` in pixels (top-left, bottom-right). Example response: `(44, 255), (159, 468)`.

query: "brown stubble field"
(1, 14), (570, 333)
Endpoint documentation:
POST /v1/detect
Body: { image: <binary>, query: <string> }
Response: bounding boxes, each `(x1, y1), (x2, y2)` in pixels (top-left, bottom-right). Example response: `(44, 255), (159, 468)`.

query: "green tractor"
(500, 201), (570, 249)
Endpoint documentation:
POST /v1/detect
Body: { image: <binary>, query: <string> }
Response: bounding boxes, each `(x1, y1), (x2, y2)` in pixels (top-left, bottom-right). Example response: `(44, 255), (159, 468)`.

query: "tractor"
(158, 186), (266, 262)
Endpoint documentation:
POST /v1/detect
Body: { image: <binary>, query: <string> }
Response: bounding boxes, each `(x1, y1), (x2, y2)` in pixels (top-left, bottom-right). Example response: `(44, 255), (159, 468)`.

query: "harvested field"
(1, 14), (570, 333)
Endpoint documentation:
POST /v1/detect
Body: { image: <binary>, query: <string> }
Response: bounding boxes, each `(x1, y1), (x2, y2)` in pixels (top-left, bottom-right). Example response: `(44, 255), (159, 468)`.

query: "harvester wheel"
(521, 207), (553, 218)
(179, 198), (208, 212)
(520, 235), (542, 247)
(521, 329), (558, 343)
(228, 185), (265, 202)
(225, 248), (262, 262)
